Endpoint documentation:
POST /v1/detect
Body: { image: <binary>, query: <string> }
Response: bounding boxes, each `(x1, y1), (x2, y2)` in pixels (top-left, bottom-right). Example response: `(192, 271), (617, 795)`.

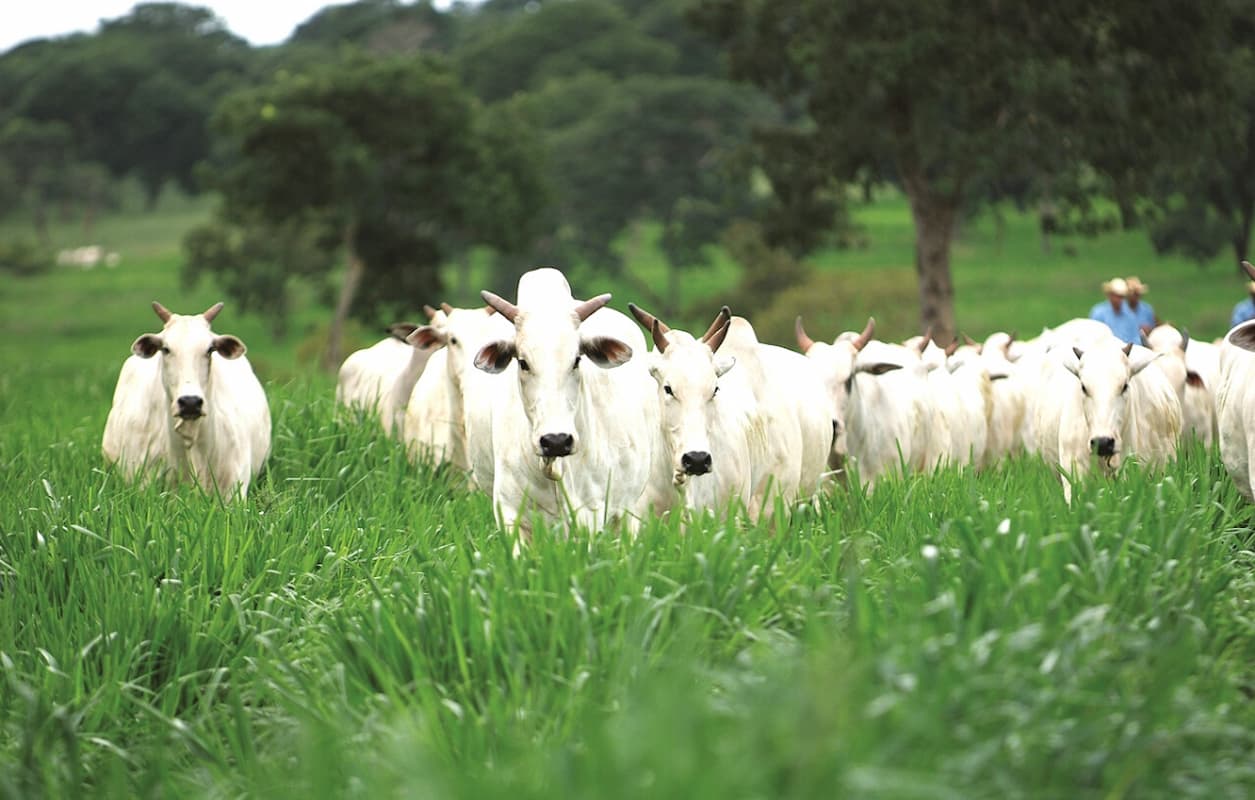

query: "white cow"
(1217, 317), (1255, 500)
(844, 339), (932, 485)
(628, 304), (761, 516)
(473, 269), (655, 535)
(401, 305), (508, 477)
(979, 332), (1026, 460)
(945, 340), (995, 469)
(1032, 337), (1181, 500)
(1143, 324), (1188, 409)
(719, 316), (832, 512)
(102, 301), (271, 499)
(336, 306), (442, 434)
(795, 316), (875, 470)
(1183, 337), (1220, 446)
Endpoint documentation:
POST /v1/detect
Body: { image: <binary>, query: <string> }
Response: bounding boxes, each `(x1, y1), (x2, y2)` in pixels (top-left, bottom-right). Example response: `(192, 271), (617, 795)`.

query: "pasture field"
(2, 199), (1255, 796)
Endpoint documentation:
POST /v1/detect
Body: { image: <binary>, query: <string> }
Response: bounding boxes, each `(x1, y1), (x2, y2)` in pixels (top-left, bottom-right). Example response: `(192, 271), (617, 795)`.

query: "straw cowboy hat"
(1101, 277), (1129, 296)
(1125, 276), (1149, 295)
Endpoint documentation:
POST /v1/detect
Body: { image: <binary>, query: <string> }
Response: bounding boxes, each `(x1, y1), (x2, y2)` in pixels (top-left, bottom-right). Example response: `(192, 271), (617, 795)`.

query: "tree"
(1, 4), (251, 207)
(1145, 22), (1255, 267)
(0, 117), (73, 242)
(535, 75), (765, 316)
(190, 55), (546, 367)
(693, 0), (1229, 342)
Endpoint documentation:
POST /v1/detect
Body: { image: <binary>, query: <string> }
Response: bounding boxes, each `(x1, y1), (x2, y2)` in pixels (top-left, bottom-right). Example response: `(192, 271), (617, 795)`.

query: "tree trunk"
(324, 221), (365, 372)
(1234, 198), (1253, 266)
(901, 179), (959, 344)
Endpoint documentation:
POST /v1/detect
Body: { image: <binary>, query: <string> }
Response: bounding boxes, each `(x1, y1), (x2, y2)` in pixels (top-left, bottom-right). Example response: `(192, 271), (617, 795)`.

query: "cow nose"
(539, 433), (574, 457)
(1090, 436), (1116, 457)
(681, 451), (713, 475)
(176, 395), (204, 418)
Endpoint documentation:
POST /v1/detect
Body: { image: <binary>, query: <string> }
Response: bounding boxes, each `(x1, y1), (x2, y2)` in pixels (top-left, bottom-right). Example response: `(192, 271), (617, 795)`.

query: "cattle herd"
(101, 265), (1255, 530)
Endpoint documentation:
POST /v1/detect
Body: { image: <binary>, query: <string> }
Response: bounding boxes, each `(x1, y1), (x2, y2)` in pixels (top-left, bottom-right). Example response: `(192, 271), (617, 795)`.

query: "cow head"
(1063, 341), (1159, 467)
(474, 289), (632, 459)
(797, 316), (873, 461)
(408, 305), (500, 391)
(131, 301), (246, 425)
(632, 305), (734, 483)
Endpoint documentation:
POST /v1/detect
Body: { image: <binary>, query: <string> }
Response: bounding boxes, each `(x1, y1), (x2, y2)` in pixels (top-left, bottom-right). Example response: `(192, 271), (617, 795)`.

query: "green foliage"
(0, 237), (51, 277)
(195, 54), (545, 331)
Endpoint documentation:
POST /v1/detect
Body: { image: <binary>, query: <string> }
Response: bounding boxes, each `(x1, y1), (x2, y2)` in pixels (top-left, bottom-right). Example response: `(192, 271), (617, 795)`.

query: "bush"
(0, 238), (52, 277)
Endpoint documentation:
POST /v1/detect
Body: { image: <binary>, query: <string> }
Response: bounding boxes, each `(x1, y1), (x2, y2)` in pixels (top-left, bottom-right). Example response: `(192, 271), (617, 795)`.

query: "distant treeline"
(3, 0), (1255, 352)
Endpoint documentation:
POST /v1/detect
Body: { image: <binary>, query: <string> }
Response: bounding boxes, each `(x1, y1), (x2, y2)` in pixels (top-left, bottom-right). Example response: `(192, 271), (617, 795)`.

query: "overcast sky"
(0, 1), (392, 53)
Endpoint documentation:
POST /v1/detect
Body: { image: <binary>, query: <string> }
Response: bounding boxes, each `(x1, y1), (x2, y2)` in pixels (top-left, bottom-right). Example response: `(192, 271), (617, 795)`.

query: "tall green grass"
(2, 199), (1254, 796)
(1, 363), (1252, 797)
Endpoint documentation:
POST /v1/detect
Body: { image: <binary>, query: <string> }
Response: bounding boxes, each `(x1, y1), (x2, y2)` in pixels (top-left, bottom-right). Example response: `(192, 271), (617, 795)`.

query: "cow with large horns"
(102, 301), (271, 498)
(472, 268), (656, 535)
(629, 303), (763, 516)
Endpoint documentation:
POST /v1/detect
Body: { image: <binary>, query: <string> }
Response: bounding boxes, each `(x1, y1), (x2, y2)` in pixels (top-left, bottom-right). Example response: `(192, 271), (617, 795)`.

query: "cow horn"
(963, 333), (981, 350)
(853, 317), (875, 351)
(701, 306), (732, 343)
(202, 302), (224, 322)
(481, 290), (520, 323)
(628, 302), (669, 335)
(422, 304), (439, 320)
(440, 302), (454, 315)
(706, 320), (731, 353)
(574, 293), (612, 322)
(1243, 260), (1255, 281)
(1181, 327), (1190, 351)
(152, 301), (172, 323)
(651, 319), (668, 353)
(916, 326), (934, 353)
(795, 316), (816, 353)
(944, 340), (959, 357)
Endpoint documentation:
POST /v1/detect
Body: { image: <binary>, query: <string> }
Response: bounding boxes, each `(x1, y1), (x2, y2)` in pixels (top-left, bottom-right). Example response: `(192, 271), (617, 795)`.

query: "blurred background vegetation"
(2, 0), (1255, 368)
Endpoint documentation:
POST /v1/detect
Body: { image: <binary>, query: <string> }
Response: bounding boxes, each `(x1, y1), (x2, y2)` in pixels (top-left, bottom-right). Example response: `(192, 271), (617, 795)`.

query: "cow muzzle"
(176, 395), (205, 420)
(1090, 436), (1116, 457)
(538, 432), (575, 458)
(681, 450), (712, 476)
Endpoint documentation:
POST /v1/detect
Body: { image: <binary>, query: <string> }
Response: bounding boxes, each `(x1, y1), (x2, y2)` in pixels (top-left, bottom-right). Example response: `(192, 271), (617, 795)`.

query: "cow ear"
(406, 325), (447, 350)
(1129, 350), (1161, 376)
(713, 355), (736, 377)
(581, 336), (633, 368)
(211, 335), (246, 359)
(474, 340), (516, 373)
(1185, 370), (1205, 388)
(387, 322), (420, 342)
(132, 334), (164, 358)
(858, 362), (902, 376)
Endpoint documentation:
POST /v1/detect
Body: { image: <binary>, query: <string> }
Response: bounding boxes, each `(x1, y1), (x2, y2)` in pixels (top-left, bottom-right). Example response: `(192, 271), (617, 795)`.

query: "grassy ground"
(2, 199), (1254, 796)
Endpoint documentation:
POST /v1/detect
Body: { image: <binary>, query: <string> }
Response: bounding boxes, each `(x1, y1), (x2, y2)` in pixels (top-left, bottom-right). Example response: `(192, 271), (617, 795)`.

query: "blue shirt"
(1089, 301), (1141, 344)
(1232, 298), (1255, 329)
(1125, 300), (1155, 332)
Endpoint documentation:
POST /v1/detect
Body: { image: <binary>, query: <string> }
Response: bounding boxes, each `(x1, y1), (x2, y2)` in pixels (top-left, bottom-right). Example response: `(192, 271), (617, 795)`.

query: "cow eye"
(518, 359), (530, 372)
(573, 355), (581, 369)
(161, 346), (170, 355)
(1121, 382), (1129, 394)
(711, 386), (719, 399)
(664, 384), (674, 396)
(1081, 384), (1090, 397)
(450, 336), (459, 346)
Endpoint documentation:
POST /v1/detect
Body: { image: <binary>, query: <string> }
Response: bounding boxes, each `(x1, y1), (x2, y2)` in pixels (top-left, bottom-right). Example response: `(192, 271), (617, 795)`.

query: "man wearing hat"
(1124, 276), (1157, 335)
(1231, 280), (1255, 329)
(1088, 277), (1140, 343)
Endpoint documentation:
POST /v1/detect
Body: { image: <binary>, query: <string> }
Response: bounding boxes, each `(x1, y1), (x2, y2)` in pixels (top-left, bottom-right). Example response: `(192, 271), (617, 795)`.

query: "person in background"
(1231, 280), (1255, 329)
(1124, 276), (1157, 335)
(1088, 277), (1140, 344)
